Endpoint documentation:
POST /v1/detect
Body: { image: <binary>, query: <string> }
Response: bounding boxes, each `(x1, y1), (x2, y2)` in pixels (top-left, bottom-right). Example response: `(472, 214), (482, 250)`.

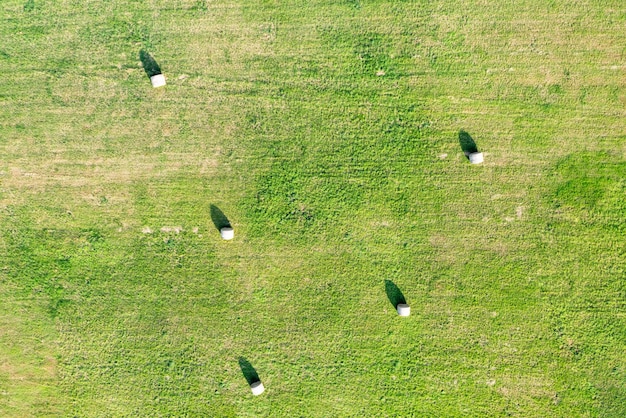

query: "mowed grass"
(0, 0), (625, 416)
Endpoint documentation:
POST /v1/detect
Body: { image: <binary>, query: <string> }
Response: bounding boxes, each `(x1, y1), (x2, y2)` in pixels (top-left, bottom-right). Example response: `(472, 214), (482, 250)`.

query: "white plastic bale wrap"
(397, 303), (411, 317)
(150, 74), (166, 88)
(220, 227), (234, 240)
(250, 381), (265, 396)
(469, 152), (484, 164)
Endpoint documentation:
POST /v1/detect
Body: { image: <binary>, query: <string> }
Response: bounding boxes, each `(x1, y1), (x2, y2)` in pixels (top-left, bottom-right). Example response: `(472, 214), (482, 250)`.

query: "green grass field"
(1, 0), (625, 416)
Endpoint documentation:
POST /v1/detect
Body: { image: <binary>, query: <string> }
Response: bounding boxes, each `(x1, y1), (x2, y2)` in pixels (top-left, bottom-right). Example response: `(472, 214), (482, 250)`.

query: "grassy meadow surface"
(1, 0), (625, 416)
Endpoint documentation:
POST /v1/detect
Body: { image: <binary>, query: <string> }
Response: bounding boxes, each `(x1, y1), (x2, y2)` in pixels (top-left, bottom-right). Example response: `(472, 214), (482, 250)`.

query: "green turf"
(1, 0), (625, 416)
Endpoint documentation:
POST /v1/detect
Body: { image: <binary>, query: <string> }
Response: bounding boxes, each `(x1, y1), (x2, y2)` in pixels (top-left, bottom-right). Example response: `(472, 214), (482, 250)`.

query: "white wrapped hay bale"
(469, 152), (484, 164)
(250, 381), (265, 396)
(150, 74), (166, 88)
(397, 303), (411, 317)
(220, 226), (234, 240)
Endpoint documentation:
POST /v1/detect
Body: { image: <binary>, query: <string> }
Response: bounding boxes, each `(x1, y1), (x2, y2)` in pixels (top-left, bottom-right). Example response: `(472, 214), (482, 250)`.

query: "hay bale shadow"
(139, 49), (162, 78)
(384, 279), (406, 309)
(459, 130), (479, 157)
(210, 205), (231, 231)
(238, 357), (260, 385)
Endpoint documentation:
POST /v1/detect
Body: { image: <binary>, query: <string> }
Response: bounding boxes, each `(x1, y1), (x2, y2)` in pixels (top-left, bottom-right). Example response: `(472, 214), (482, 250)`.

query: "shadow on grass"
(238, 357), (260, 385)
(384, 280), (406, 309)
(459, 130), (479, 157)
(210, 205), (231, 231)
(139, 49), (162, 78)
